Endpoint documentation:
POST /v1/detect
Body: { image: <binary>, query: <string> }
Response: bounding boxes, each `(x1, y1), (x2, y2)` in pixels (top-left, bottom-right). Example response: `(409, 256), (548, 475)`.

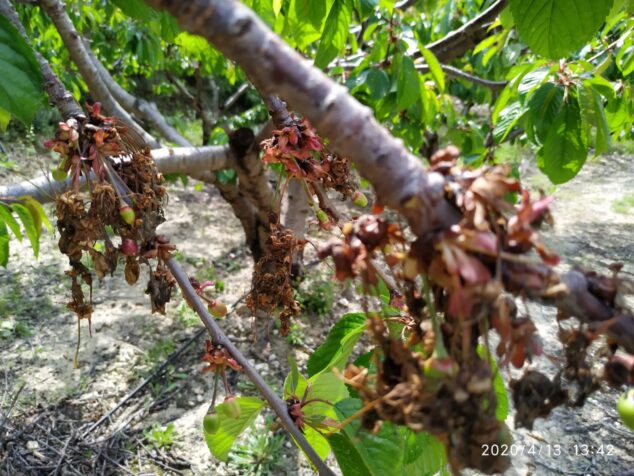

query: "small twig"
(0, 382), (25, 431)
(82, 328), (204, 437)
(166, 257), (336, 476)
(221, 82), (250, 111)
(52, 432), (74, 476)
(587, 27), (633, 63)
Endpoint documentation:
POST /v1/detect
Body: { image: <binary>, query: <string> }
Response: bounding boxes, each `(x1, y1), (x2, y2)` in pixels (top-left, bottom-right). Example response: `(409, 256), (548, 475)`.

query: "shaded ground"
(0, 145), (633, 476)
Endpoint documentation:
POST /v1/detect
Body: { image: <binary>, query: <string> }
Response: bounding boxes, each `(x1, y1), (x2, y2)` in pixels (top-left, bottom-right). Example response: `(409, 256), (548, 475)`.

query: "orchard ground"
(0, 143), (633, 475)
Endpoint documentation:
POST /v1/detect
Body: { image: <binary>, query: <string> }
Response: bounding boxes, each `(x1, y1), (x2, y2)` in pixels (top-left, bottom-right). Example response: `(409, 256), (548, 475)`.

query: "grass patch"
(612, 195), (634, 214)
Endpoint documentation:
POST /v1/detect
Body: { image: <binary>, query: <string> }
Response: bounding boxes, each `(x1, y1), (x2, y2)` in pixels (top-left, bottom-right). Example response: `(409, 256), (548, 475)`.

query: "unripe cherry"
(316, 209), (329, 223)
(208, 300), (228, 318)
(120, 238), (138, 257)
(352, 191), (368, 207)
(119, 205), (135, 225)
(203, 413), (220, 434)
(222, 396), (241, 419)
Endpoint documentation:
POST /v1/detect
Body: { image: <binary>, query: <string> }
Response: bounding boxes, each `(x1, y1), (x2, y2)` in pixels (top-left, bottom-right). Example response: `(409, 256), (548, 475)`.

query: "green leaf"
(315, 0), (353, 69)
(396, 56), (420, 111)
(380, 0), (395, 14)
(203, 397), (266, 461)
(402, 431), (448, 475)
(332, 399), (403, 475)
(509, 0), (614, 59)
(111, 0), (156, 20)
(0, 203), (22, 240)
(493, 100), (526, 142)
(0, 221), (9, 267)
(537, 96), (587, 184)
(366, 68), (390, 100)
(11, 203), (39, 257)
(356, 0), (378, 19)
(0, 106), (9, 131)
(284, 369), (349, 461)
(252, 0), (277, 26)
(307, 312), (366, 377)
(20, 197), (52, 232)
(527, 82), (564, 143)
(419, 47), (445, 92)
(0, 15), (45, 125)
(578, 82), (610, 156)
(295, 0), (329, 30)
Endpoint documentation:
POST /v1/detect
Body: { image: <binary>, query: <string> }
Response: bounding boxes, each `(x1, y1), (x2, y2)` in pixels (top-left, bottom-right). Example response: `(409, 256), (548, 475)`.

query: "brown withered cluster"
(320, 146), (634, 474)
(246, 215), (304, 335)
(48, 104), (175, 337)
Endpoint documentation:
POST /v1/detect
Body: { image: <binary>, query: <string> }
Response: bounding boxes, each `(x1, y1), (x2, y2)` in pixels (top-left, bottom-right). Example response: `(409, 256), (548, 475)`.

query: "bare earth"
(0, 147), (633, 476)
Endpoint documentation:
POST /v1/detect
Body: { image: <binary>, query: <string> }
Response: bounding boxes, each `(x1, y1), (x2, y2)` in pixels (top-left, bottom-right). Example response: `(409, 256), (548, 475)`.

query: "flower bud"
(316, 209), (329, 224)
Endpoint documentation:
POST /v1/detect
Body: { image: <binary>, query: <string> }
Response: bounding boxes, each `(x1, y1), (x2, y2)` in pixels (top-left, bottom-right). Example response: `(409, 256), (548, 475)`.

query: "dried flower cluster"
(319, 146), (634, 474)
(246, 216), (304, 335)
(46, 104), (173, 364)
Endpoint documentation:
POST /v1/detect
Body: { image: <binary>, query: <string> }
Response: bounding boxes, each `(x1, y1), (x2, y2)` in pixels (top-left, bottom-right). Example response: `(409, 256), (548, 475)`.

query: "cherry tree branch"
(418, 0), (508, 62)
(166, 258), (336, 476)
(143, 0), (460, 238)
(84, 42), (189, 147)
(0, 146), (232, 203)
(143, 0), (634, 354)
(37, 0), (160, 148)
(416, 63), (508, 90)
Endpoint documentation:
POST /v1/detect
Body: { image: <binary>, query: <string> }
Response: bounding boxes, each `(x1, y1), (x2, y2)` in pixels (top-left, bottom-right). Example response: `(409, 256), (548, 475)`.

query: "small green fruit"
(316, 209), (329, 223)
(208, 300), (228, 318)
(119, 205), (135, 225)
(203, 413), (220, 434)
(617, 389), (634, 431)
(352, 191), (368, 207)
(222, 396), (241, 419)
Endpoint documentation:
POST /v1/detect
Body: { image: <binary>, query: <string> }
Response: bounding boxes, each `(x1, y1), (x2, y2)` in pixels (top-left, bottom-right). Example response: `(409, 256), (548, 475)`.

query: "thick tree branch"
(142, 0), (634, 355)
(38, 0), (160, 148)
(0, 0), (82, 119)
(143, 0), (460, 238)
(0, 145), (232, 203)
(84, 42), (189, 147)
(419, 0), (508, 62)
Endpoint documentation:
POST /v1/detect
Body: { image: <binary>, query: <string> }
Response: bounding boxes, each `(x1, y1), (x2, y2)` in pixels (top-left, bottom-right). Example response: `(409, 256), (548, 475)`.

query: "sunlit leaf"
(510, 0), (614, 59)
(537, 96), (587, 184)
(315, 0), (353, 69)
(203, 397), (266, 461)
(11, 203), (39, 257)
(307, 312), (366, 377)
(419, 46), (445, 92)
(0, 221), (9, 267)
(0, 203), (22, 240)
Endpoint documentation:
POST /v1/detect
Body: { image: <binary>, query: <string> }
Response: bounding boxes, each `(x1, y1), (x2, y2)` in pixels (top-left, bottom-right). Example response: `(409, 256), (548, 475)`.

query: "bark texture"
(85, 44), (189, 147)
(38, 0), (160, 148)
(144, 0), (459, 238)
(421, 0), (508, 62)
(0, 146), (232, 203)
